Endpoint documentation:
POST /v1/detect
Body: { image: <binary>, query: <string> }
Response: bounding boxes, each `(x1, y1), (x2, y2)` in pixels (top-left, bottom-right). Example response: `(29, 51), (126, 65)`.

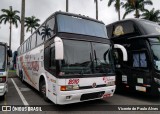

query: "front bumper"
(56, 85), (116, 105)
(0, 83), (7, 96)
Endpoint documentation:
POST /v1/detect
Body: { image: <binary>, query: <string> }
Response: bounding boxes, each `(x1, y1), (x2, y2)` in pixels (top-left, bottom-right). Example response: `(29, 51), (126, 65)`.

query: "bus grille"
(80, 91), (105, 101)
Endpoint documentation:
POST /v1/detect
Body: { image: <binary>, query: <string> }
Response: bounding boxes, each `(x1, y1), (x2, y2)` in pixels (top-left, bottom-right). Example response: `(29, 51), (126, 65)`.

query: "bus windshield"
(149, 38), (160, 70)
(0, 45), (5, 70)
(57, 14), (107, 38)
(139, 20), (160, 35)
(60, 40), (114, 75)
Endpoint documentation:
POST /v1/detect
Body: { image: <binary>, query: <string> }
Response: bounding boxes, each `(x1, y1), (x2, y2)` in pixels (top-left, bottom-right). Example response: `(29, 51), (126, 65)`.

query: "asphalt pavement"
(0, 73), (159, 114)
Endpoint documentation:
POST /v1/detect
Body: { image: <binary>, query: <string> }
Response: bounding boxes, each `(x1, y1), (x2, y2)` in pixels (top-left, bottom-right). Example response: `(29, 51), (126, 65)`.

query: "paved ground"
(0, 73), (159, 114)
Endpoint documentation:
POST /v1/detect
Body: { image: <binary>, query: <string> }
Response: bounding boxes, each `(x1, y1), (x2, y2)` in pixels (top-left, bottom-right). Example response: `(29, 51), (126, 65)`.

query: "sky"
(0, 0), (159, 51)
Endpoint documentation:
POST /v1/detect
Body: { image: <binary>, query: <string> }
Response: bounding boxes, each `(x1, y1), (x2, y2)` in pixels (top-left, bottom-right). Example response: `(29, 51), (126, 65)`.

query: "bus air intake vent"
(80, 91), (105, 101)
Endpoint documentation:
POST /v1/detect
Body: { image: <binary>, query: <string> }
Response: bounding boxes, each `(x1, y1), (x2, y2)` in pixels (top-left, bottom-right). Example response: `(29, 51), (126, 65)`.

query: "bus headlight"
(60, 85), (79, 91)
(106, 81), (115, 86)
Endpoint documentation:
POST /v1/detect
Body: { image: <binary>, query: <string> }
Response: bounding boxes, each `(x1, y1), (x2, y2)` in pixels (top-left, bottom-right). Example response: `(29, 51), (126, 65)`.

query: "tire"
(20, 71), (24, 83)
(150, 83), (160, 97)
(40, 80), (49, 102)
(0, 94), (5, 101)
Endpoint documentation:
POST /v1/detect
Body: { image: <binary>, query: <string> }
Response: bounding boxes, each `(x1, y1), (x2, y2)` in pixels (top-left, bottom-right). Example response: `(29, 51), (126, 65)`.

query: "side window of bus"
(37, 24), (45, 46)
(44, 46), (50, 69)
(24, 42), (26, 53)
(45, 17), (55, 40)
(50, 45), (56, 69)
(31, 33), (37, 49)
(44, 43), (56, 74)
(113, 49), (123, 64)
(132, 51), (147, 68)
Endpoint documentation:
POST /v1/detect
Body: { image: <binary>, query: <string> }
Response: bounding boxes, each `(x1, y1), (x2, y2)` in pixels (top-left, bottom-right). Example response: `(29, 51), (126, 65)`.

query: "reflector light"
(0, 77), (6, 83)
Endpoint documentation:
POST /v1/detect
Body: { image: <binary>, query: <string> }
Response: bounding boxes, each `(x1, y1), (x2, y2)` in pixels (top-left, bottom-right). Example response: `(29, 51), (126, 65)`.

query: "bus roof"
(47, 11), (104, 25)
(0, 42), (7, 46)
(106, 18), (160, 39)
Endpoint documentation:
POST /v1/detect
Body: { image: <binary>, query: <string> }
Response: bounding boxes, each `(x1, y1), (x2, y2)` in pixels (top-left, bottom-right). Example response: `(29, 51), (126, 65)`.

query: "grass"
(9, 70), (16, 73)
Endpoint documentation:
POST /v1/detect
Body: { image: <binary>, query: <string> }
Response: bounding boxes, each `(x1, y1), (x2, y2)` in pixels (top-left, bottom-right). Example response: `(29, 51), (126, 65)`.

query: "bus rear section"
(0, 42), (12, 98)
(106, 19), (160, 96)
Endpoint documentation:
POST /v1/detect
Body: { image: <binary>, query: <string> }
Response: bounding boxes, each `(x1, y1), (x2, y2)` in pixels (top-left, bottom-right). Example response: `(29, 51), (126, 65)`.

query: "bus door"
(114, 48), (132, 91)
(44, 42), (57, 102)
(114, 40), (151, 93)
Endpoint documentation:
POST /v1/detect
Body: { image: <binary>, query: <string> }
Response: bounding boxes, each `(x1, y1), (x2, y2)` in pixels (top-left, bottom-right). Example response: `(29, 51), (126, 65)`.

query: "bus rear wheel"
(19, 71), (24, 83)
(40, 80), (49, 102)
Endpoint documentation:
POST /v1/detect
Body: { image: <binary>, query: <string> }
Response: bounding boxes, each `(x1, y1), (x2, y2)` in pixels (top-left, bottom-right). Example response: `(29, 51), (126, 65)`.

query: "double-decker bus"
(106, 18), (160, 96)
(0, 42), (12, 99)
(16, 11), (127, 104)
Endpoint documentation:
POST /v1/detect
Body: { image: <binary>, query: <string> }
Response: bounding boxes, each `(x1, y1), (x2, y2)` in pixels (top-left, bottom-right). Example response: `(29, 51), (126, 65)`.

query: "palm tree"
(66, 0), (68, 12)
(41, 25), (53, 41)
(94, 0), (103, 20)
(94, 0), (98, 20)
(141, 8), (160, 22)
(20, 0), (25, 45)
(108, 0), (124, 20)
(0, 6), (20, 48)
(24, 16), (40, 34)
(122, 0), (153, 19)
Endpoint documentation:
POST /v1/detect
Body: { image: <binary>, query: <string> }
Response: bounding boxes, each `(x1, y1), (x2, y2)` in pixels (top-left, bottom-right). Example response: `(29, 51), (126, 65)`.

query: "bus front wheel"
(40, 80), (49, 102)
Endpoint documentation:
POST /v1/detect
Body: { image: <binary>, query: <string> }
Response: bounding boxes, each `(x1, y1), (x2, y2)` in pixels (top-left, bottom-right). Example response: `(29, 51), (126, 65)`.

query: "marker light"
(0, 77), (6, 83)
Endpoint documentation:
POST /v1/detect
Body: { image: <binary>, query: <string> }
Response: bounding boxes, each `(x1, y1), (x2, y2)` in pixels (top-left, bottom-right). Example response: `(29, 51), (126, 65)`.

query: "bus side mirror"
(7, 49), (12, 57)
(114, 44), (128, 61)
(54, 37), (64, 60)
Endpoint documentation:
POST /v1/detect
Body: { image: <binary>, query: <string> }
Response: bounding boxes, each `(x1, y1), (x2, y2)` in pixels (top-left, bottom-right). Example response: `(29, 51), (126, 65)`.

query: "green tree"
(0, 6), (20, 48)
(41, 25), (53, 41)
(24, 16), (40, 34)
(108, 0), (124, 20)
(123, 0), (153, 19)
(141, 8), (160, 22)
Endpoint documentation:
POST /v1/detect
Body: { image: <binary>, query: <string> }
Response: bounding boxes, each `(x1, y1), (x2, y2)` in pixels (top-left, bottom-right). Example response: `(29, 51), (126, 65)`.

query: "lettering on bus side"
(103, 76), (115, 83)
(68, 79), (79, 85)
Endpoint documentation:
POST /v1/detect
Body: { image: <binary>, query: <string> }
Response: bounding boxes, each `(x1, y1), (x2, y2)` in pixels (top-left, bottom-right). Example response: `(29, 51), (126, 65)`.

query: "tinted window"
(133, 52), (147, 68)
(43, 18), (55, 40)
(61, 40), (92, 74)
(60, 40), (114, 75)
(44, 46), (50, 69)
(37, 25), (45, 45)
(112, 21), (136, 37)
(23, 42), (26, 53)
(50, 45), (55, 69)
(92, 43), (114, 74)
(21, 44), (24, 54)
(31, 33), (37, 49)
(57, 14), (107, 38)
(139, 20), (160, 35)
(26, 39), (29, 51)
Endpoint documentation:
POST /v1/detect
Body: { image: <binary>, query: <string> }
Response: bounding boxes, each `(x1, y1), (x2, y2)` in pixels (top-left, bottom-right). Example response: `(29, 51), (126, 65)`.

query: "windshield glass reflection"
(60, 40), (114, 75)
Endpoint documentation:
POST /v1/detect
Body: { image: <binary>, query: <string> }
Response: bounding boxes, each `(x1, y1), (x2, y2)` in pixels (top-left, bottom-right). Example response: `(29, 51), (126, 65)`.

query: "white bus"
(16, 12), (127, 104)
(0, 42), (12, 99)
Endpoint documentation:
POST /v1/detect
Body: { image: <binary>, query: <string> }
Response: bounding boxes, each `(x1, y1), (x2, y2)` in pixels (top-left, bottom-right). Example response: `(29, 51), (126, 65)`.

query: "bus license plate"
(136, 86), (146, 92)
